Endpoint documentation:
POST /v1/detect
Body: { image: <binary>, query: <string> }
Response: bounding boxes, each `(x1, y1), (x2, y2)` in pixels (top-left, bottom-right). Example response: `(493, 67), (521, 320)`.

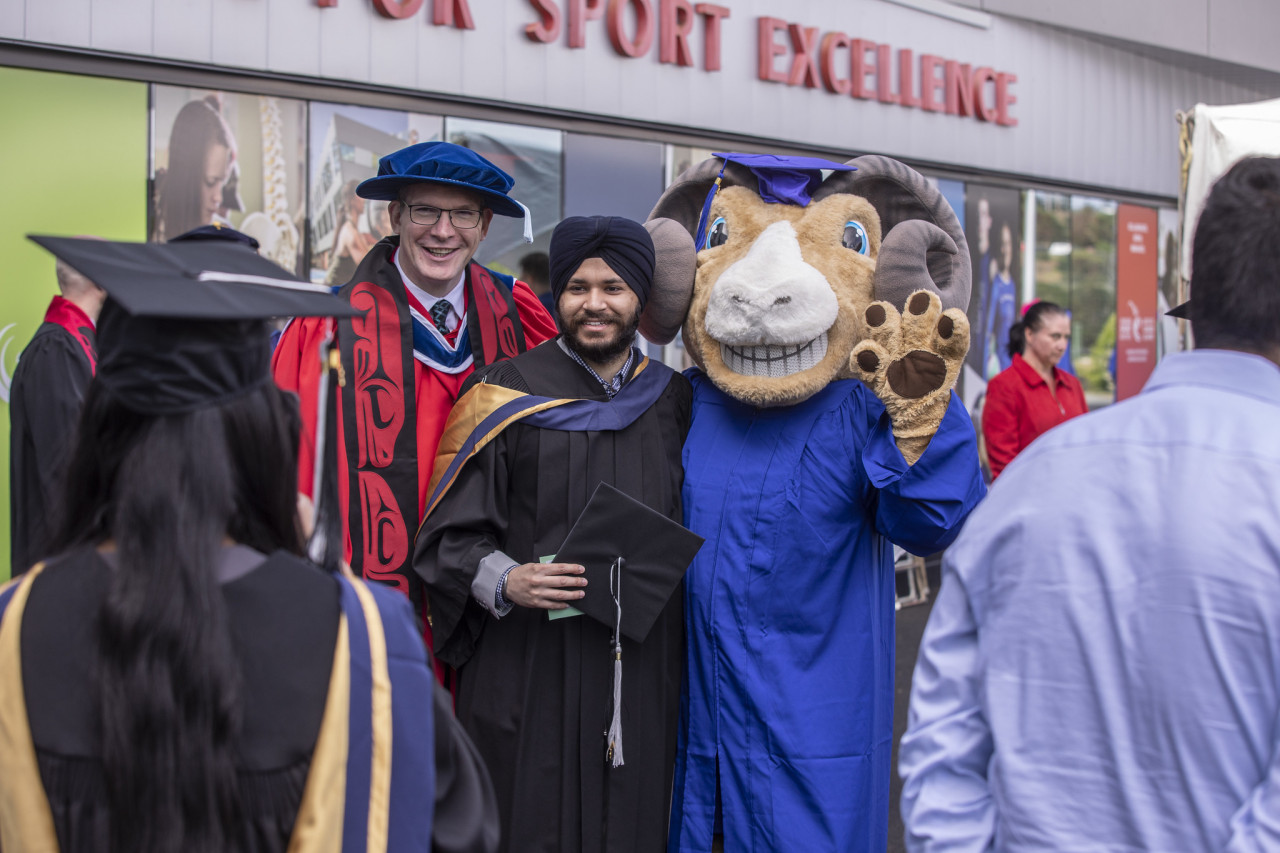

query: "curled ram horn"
(640, 217), (697, 345)
(874, 220), (960, 313)
(816, 155), (971, 313)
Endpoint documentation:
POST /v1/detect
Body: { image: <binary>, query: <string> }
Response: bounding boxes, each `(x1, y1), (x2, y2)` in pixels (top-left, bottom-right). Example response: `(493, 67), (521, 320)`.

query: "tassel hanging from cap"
(606, 556), (625, 768)
(515, 198), (534, 244)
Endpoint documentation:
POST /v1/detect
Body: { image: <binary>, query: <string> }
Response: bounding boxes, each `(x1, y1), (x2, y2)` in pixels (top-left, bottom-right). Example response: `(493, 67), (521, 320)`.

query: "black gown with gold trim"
(417, 340), (691, 853)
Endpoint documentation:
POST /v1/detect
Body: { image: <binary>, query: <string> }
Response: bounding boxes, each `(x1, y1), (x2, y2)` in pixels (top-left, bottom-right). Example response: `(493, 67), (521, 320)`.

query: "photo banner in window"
(445, 118), (563, 277)
(151, 86), (306, 274)
(308, 103), (442, 285)
(964, 185), (1022, 383)
(1115, 204), (1159, 401)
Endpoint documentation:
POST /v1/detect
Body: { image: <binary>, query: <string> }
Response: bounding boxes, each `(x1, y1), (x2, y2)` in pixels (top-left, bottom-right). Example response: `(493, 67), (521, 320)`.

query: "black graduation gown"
(417, 340), (691, 853)
(17, 547), (499, 853)
(9, 322), (94, 574)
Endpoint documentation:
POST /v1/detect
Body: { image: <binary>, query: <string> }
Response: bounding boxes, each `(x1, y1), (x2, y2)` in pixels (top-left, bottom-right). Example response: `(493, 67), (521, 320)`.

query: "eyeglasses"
(404, 204), (483, 229)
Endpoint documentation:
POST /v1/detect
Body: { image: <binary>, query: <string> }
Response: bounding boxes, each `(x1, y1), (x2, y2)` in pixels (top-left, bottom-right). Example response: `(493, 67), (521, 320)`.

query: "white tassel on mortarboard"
(606, 557), (625, 767)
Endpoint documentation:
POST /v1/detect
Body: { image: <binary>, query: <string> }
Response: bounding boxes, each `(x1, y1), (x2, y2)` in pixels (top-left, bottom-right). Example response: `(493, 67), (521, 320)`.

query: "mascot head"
(639, 153), (971, 408)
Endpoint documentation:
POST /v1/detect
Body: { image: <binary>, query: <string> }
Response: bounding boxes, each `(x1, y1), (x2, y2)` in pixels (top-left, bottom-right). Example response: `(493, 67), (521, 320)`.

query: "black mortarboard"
(554, 482), (703, 644)
(168, 222), (261, 251)
(552, 481), (703, 767)
(28, 235), (357, 415)
(1167, 299), (1192, 319)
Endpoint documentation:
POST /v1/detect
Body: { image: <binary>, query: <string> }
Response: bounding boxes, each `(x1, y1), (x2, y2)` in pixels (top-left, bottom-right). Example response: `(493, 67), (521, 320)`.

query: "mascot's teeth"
(721, 335), (828, 378)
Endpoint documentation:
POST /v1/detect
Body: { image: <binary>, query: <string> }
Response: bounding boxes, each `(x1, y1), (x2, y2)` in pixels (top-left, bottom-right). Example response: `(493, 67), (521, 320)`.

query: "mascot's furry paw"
(849, 290), (969, 465)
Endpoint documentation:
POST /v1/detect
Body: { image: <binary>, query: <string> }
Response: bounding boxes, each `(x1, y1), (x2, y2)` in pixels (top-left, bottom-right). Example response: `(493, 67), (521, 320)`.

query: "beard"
(561, 304), (642, 364)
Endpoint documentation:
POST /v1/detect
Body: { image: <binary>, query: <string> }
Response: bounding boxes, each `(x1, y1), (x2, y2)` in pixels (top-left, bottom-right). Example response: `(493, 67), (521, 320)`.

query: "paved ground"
(887, 558), (942, 853)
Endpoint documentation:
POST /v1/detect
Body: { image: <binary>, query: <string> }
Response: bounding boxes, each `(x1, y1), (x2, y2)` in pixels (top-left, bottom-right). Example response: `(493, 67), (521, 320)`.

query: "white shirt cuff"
(471, 550), (517, 617)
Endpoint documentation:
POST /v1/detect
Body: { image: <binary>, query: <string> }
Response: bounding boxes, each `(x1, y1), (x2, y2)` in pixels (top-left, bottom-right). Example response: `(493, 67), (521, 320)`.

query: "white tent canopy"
(1179, 97), (1280, 281)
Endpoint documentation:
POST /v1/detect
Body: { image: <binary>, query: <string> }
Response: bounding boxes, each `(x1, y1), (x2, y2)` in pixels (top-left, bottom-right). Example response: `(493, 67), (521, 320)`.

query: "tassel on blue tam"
(694, 152), (857, 250)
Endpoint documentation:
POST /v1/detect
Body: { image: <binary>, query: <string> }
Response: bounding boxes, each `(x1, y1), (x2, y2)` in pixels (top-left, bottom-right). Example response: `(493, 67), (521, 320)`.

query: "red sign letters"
(311, 1), (1018, 126)
(758, 18), (1016, 125)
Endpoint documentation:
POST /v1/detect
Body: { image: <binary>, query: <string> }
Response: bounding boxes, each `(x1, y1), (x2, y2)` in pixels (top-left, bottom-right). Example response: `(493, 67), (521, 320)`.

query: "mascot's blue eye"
(842, 221), (869, 255)
(706, 216), (728, 249)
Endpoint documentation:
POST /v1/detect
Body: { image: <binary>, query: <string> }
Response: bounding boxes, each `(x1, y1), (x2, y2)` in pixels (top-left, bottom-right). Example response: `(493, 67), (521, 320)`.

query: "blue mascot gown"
(670, 371), (985, 852)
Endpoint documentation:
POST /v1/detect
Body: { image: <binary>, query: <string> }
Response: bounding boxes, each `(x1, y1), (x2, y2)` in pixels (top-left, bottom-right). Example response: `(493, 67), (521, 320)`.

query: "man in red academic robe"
(273, 142), (556, 630)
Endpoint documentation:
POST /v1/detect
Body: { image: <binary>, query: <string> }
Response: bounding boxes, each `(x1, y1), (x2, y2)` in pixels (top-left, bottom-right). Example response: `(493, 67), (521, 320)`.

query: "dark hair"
(157, 97), (233, 240)
(48, 380), (303, 852)
(1006, 300), (1066, 358)
(519, 251), (550, 289)
(1189, 156), (1280, 350)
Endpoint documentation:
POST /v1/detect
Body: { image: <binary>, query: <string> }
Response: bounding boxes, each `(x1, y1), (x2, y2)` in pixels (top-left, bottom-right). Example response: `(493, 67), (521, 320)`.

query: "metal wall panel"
(964, 0), (1280, 75)
(1209, 0), (1277, 74)
(981, 0), (1211, 61)
(91, 0), (155, 57)
(153, 0), (213, 65)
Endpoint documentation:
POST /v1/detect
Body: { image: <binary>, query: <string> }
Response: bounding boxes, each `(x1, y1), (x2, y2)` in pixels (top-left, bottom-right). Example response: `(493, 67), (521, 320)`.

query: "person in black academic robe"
(417, 216), (690, 853)
(9, 264), (103, 575)
(7, 544), (496, 853)
(1, 236), (499, 853)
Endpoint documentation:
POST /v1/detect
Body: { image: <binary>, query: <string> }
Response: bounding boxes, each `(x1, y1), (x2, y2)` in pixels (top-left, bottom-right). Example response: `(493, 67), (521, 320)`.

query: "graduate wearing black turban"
(548, 215), (655, 309)
(417, 217), (693, 853)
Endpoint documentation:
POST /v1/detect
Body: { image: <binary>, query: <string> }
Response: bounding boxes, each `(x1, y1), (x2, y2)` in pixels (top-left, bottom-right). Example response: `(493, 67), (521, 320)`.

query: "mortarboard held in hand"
(553, 481), (704, 769)
(554, 481), (703, 644)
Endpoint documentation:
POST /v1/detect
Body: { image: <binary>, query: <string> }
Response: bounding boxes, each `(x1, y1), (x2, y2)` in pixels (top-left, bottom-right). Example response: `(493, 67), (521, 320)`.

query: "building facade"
(2, 0), (1279, 575)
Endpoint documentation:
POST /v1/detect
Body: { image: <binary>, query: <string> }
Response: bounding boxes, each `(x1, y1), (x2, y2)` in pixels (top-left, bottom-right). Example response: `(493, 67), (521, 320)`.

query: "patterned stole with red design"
(337, 237), (528, 612)
(43, 296), (96, 373)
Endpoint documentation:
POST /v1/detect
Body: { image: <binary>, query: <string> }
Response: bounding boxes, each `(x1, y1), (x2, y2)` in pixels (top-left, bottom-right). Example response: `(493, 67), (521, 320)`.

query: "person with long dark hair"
(981, 299), (1087, 478)
(0, 237), (498, 853)
(154, 96), (236, 241)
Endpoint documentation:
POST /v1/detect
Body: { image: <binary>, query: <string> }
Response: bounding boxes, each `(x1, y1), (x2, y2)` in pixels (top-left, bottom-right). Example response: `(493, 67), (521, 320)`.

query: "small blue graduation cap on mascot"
(694, 153), (858, 250)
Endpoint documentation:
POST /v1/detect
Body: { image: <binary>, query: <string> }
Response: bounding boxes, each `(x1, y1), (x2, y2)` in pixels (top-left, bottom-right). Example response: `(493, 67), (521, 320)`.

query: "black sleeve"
(458, 358), (531, 397)
(432, 680), (500, 853)
(415, 365), (530, 669)
(16, 333), (92, 506)
(414, 429), (515, 669)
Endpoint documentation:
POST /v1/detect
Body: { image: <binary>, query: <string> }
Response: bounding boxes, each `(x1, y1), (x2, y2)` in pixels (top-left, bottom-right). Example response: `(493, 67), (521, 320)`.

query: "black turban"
(549, 216), (654, 310)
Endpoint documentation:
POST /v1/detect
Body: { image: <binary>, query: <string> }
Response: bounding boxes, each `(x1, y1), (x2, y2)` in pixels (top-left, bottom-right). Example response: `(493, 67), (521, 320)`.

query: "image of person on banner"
(325, 179), (378, 286)
(965, 188), (1022, 381)
(983, 219), (1019, 376)
(416, 215), (692, 853)
(152, 88), (306, 272)
(152, 95), (238, 242)
(272, 141), (557, 654)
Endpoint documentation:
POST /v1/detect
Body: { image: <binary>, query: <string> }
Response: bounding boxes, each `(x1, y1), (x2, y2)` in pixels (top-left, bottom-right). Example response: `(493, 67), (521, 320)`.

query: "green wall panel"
(0, 67), (148, 580)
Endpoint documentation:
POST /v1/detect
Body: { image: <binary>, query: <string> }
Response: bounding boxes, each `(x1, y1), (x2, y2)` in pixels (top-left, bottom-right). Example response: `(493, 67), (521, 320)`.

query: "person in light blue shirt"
(899, 155), (1280, 853)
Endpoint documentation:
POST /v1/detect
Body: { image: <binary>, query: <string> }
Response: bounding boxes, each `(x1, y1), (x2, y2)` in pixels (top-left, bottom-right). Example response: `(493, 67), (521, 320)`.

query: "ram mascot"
(640, 153), (987, 852)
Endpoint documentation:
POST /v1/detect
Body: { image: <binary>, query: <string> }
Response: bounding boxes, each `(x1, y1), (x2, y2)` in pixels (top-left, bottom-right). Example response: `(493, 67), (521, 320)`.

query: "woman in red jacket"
(982, 300), (1088, 479)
